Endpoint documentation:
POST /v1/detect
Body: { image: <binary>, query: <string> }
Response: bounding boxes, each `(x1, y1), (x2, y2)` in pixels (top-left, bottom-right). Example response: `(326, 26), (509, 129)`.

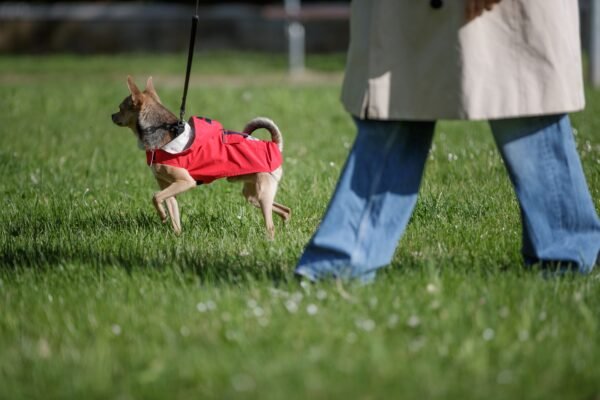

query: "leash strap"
(178, 0), (200, 133)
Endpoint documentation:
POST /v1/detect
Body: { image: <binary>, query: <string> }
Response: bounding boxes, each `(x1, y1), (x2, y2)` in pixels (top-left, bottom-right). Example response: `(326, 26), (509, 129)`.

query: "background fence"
(2, 1), (599, 83)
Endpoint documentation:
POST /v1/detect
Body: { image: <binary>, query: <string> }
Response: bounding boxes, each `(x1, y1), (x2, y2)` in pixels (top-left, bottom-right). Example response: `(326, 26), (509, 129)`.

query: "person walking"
(295, 0), (600, 282)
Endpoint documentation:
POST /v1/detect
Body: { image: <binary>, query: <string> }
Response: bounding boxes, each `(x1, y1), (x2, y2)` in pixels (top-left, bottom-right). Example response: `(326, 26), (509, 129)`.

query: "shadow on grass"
(1, 209), (294, 284)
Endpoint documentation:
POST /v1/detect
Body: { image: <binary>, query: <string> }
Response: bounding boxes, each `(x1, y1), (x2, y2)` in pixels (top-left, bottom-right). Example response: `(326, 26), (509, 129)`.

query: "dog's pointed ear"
(145, 76), (161, 103)
(127, 75), (142, 104)
(145, 76), (155, 93)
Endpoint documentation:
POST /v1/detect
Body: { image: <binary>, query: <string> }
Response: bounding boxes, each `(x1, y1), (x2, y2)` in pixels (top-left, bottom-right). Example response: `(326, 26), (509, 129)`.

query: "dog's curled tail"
(243, 117), (283, 152)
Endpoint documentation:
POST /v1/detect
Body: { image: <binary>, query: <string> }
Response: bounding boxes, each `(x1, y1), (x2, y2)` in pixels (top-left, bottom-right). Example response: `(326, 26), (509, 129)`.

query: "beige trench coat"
(341, 0), (585, 121)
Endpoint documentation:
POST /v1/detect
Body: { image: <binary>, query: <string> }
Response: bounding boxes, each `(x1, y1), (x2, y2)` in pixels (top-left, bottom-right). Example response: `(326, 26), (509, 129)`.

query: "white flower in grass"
(497, 370), (514, 385)
(269, 288), (288, 298)
(426, 283), (438, 294)
(37, 338), (51, 359)
(231, 373), (256, 392)
(285, 300), (298, 314)
(329, 161), (336, 167)
(307, 346), (323, 363)
(482, 328), (495, 341)
(355, 318), (375, 332)
(291, 292), (304, 303)
(306, 304), (318, 316)
(346, 332), (357, 343)
(316, 289), (327, 301)
(299, 280), (311, 291)
(387, 314), (399, 328)
(196, 302), (208, 313)
(407, 315), (421, 328)
(225, 330), (239, 342)
(369, 297), (378, 309)
(241, 91), (253, 102)
(447, 153), (458, 161)
(221, 312), (232, 322)
(253, 306), (265, 318)
(111, 324), (122, 336)
(408, 337), (426, 353)
(246, 299), (258, 309)
(30, 172), (40, 185)
(518, 330), (529, 341)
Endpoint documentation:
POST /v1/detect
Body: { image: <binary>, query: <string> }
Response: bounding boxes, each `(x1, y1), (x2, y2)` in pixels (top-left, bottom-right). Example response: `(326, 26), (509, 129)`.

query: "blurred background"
(0, 1), (595, 54)
(0, 0), (351, 54)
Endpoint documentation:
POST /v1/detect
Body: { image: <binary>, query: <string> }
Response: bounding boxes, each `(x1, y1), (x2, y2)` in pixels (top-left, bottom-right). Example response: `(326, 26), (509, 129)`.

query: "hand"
(465, 0), (502, 22)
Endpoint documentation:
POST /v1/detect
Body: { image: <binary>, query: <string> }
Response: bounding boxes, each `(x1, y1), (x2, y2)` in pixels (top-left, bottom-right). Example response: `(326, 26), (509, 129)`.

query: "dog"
(111, 76), (291, 239)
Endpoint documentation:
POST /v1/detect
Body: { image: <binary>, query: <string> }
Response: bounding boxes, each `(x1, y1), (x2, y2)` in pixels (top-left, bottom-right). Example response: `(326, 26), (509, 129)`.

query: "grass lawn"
(1, 52), (599, 399)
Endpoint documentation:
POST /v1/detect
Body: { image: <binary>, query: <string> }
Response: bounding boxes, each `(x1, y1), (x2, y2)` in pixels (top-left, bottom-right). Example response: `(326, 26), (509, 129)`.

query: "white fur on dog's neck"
(137, 122), (193, 153)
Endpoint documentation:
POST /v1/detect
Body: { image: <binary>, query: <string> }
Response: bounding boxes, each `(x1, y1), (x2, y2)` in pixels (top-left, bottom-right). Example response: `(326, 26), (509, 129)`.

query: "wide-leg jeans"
(295, 114), (600, 281)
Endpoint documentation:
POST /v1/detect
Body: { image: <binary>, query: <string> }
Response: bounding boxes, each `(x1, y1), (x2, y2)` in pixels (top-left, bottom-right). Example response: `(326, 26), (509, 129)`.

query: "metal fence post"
(284, 0), (305, 76)
(591, 0), (600, 86)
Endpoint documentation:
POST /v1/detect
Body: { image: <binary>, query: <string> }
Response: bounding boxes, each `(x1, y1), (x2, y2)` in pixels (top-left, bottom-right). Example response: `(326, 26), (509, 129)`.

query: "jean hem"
(295, 263), (377, 284)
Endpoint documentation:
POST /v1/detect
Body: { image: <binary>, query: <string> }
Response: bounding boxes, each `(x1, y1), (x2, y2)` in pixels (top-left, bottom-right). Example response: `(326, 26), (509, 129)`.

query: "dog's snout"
(111, 113), (123, 125)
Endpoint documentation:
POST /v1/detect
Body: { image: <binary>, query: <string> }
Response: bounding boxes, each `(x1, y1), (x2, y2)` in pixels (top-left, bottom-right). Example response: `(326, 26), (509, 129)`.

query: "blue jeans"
(295, 114), (600, 281)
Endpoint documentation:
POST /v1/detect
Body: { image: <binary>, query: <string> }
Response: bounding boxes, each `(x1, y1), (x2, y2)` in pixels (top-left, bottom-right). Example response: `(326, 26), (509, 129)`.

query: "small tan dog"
(111, 76), (291, 239)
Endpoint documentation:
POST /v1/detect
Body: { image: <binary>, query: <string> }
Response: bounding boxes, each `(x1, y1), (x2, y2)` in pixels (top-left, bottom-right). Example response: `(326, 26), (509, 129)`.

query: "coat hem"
(344, 103), (586, 122)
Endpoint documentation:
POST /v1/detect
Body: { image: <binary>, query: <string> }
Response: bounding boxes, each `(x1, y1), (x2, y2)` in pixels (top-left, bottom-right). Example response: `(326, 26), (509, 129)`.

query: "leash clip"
(177, 120), (186, 136)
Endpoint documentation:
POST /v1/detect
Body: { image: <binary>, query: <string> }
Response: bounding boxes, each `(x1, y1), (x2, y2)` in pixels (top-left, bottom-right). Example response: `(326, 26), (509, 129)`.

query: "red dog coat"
(146, 116), (282, 184)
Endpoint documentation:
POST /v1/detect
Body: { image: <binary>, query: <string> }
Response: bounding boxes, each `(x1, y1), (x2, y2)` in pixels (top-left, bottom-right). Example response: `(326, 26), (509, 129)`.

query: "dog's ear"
(127, 75), (143, 104)
(145, 76), (161, 103)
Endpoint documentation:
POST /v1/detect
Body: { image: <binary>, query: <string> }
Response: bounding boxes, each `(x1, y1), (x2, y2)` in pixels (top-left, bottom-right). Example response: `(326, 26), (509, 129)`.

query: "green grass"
(1, 53), (600, 399)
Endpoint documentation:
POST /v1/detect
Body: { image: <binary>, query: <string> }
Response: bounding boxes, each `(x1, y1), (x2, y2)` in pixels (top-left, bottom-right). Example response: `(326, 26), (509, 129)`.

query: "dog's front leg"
(153, 180), (194, 227)
(165, 197), (181, 233)
(157, 178), (183, 234)
(152, 165), (195, 233)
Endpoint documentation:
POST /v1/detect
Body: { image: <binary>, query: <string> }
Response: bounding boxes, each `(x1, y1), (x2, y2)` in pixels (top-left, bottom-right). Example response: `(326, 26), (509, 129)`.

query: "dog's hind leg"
(242, 182), (260, 208)
(259, 196), (276, 240)
(273, 202), (291, 223)
(256, 178), (278, 240)
(243, 180), (276, 240)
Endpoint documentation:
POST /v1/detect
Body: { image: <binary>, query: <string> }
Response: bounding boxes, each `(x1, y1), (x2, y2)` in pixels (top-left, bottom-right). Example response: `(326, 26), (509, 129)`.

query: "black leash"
(178, 0), (200, 133)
